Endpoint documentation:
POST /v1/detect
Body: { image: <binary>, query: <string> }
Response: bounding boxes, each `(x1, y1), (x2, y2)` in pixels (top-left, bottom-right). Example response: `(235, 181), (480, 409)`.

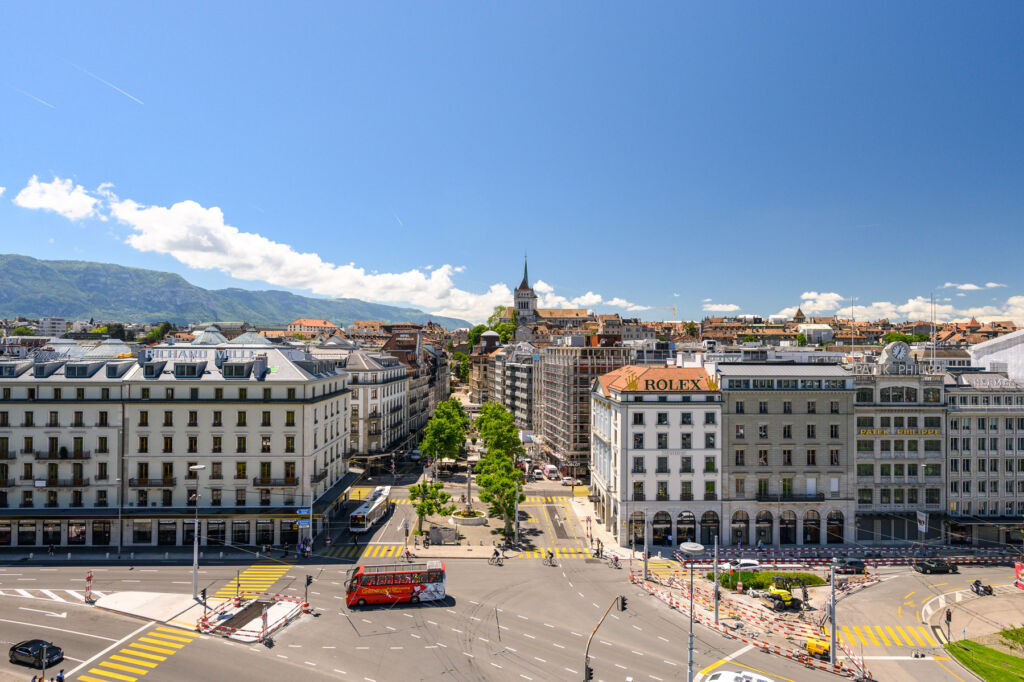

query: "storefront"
(68, 521), (87, 546)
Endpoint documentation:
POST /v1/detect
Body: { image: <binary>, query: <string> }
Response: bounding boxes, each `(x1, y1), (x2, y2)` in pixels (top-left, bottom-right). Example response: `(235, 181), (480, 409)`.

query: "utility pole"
(830, 557), (838, 666)
(584, 596), (620, 681)
(643, 508), (649, 580)
(713, 534), (720, 625)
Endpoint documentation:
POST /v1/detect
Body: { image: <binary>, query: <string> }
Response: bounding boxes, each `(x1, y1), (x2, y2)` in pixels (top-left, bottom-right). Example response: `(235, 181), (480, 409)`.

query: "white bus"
(349, 486), (392, 534)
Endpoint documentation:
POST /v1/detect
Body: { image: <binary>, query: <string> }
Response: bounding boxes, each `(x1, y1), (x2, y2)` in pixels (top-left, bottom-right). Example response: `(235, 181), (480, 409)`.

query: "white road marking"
(410, 633), (421, 639)
(463, 652), (474, 658)
(451, 628), (463, 633)
(544, 623), (554, 628)
(403, 613), (414, 618)
(356, 646), (369, 650)
(520, 675), (533, 680)
(631, 650), (644, 656)
(592, 602), (600, 608)
(534, 657), (546, 663)
(632, 624), (642, 630)
(427, 620), (438, 625)
(565, 668), (577, 674)
(518, 614), (529, 620)
(553, 643), (565, 649)
(437, 643), (448, 648)
(663, 660), (677, 666)
(305, 661), (317, 666)
(524, 633), (536, 639)
(571, 631), (582, 637)
(288, 644), (302, 648)
(650, 676), (663, 681)
(323, 646), (336, 649)
(62, 621), (152, 678)
(600, 640), (612, 646)
(40, 589), (64, 602)
(470, 600), (479, 604)
(479, 637), (489, 643)
(491, 662), (503, 668)
(506, 647), (517, 652)
(470, 616), (481, 621)
(333, 670), (346, 675)
(277, 654), (288, 659)
(657, 635), (669, 642)
(615, 663), (627, 669)
(385, 626), (396, 631)
(389, 647), (403, 650)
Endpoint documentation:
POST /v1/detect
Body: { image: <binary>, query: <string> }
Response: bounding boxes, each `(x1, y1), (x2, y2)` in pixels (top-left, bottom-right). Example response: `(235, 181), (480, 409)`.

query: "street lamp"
(830, 556), (839, 666)
(679, 541), (705, 682)
(115, 477), (122, 559)
(189, 464), (206, 600)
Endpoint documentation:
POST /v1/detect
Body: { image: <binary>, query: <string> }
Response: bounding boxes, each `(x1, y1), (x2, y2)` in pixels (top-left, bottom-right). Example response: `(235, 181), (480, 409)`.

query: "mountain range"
(0, 255), (471, 329)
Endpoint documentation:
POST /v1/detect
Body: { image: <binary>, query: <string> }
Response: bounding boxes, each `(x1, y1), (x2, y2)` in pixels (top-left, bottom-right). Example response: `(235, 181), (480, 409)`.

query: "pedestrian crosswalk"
(211, 562), (292, 598)
(519, 546), (596, 559)
(75, 625), (201, 682)
(0, 588), (107, 603)
(838, 624), (940, 647)
(521, 496), (571, 504)
(324, 543), (407, 559)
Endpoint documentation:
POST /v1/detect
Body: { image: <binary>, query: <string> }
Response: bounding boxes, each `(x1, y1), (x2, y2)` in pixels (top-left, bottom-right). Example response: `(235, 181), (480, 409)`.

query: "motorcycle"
(971, 580), (993, 596)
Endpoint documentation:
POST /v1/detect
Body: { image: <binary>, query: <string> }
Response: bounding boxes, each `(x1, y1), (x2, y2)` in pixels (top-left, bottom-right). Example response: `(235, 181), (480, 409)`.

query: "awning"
(313, 471), (363, 516)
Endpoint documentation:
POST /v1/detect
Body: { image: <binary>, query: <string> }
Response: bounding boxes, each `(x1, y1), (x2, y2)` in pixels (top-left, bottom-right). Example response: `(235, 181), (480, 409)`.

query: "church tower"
(514, 257), (538, 325)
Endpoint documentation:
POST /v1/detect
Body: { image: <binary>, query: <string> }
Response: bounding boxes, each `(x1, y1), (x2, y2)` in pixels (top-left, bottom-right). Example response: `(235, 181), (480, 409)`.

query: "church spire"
(518, 254), (530, 291)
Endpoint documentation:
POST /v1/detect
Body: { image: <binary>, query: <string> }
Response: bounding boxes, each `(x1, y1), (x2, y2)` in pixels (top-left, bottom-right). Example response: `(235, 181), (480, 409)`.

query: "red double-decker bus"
(346, 560), (446, 607)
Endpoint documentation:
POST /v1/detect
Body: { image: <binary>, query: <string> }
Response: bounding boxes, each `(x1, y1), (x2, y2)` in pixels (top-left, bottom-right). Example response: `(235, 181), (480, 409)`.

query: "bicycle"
(403, 551), (417, 563)
(488, 555), (504, 566)
(542, 555), (557, 567)
(607, 556), (621, 569)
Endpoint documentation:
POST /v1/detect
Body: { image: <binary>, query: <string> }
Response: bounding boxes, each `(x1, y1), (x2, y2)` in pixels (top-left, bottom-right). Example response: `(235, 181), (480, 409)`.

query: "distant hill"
(0, 255), (471, 329)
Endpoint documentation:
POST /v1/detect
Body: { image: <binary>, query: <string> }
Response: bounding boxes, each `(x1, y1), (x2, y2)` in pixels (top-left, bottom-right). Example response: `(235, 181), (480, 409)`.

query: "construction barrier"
(197, 592), (309, 641)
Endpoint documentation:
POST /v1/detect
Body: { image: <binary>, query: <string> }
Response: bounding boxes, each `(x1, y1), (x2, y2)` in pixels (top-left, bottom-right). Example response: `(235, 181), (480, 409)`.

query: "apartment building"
(852, 342), (946, 544)
(720, 363), (855, 546)
(945, 371), (1024, 546)
(538, 343), (634, 477)
(0, 333), (352, 549)
(591, 366), (722, 548)
(468, 331), (502, 405)
(38, 317), (68, 338)
(341, 350), (408, 457)
(492, 342), (539, 433)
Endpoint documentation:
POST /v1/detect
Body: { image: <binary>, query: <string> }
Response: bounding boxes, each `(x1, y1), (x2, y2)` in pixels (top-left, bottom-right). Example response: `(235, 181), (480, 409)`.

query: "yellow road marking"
(729, 662), (799, 682)
(932, 582), (947, 588)
(897, 625), (924, 647)
(935, 657), (966, 682)
(120, 648), (165, 661)
(78, 676), (113, 682)
(100, 661), (150, 674)
(84, 669), (137, 681)
(904, 591), (915, 600)
(860, 625), (880, 646)
(885, 625), (904, 646)
(898, 605), (902, 618)
(841, 626), (859, 645)
(130, 642), (176, 654)
(156, 627), (200, 637)
(699, 659), (729, 676)
(874, 626), (892, 646)
(918, 626), (938, 646)
(146, 632), (193, 643)
(110, 655), (158, 668)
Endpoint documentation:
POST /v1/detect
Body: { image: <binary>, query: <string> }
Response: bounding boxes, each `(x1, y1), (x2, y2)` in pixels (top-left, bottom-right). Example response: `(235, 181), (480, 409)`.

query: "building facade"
(0, 335), (352, 549)
(945, 371), (1024, 546)
(591, 366), (722, 548)
(720, 363), (855, 547)
(852, 342), (946, 544)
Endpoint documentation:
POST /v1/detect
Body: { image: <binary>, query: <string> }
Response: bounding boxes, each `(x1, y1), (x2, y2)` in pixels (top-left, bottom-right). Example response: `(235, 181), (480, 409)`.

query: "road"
(0, 479), (996, 681)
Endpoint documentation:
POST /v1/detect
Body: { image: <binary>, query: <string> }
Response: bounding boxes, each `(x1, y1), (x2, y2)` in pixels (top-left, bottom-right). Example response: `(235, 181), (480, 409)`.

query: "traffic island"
(197, 592), (308, 642)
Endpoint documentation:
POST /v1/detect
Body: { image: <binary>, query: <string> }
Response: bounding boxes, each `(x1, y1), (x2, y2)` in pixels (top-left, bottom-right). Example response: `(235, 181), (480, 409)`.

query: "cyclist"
(405, 548), (414, 562)
(492, 548), (501, 564)
(611, 555), (619, 569)
(546, 549), (555, 565)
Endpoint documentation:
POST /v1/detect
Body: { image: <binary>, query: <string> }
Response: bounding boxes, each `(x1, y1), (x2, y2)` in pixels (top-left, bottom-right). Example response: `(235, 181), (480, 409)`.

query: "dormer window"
(223, 364), (249, 378)
(143, 365), (161, 379)
(175, 364), (200, 378)
(66, 365), (87, 378)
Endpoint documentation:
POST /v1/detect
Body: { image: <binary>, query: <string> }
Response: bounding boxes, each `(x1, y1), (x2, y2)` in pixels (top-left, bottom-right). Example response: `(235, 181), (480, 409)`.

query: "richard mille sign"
(858, 428), (940, 436)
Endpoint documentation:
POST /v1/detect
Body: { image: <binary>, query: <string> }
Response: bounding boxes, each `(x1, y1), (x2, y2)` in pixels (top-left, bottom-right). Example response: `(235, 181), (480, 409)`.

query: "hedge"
(706, 570), (826, 591)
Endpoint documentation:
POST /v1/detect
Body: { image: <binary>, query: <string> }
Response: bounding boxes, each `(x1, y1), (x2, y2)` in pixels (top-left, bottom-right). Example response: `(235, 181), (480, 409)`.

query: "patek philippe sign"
(851, 363), (923, 376)
(144, 348), (257, 362)
(858, 428), (940, 436)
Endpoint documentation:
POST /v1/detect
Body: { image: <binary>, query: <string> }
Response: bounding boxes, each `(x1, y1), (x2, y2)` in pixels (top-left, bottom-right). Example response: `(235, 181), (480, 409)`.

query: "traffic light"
(945, 608), (952, 624)
(618, 595), (627, 612)
(584, 664), (594, 681)
(306, 574), (314, 587)
(200, 588), (207, 603)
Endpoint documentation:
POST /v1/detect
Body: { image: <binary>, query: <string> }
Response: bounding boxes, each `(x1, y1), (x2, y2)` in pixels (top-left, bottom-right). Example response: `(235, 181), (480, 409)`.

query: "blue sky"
(2, 2), (1023, 324)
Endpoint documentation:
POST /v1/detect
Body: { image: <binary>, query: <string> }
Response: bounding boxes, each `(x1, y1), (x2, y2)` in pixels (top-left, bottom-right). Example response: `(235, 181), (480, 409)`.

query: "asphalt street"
(0, 478), (1001, 681)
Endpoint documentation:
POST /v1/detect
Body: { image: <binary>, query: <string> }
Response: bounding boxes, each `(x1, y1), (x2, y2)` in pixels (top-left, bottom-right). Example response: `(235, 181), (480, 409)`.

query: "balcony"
(128, 478), (176, 488)
(632, 494), (645, 502)
(680, 493), (694, 501)
(704, 467), (718, 474)
(631, 468), (647, 474)
(22, 478), (89, 488)
(35, 451), (91, 460)
(0, 479), (13, 487)
(310, 470), (328, 484)
(655, 468), (670, 474)
(679, 467), (694, 474)
(252, 477), (299, 487)
(704, 493), (718, 501)
(755, 492), (825, 502)
(0, 451), (14, 461)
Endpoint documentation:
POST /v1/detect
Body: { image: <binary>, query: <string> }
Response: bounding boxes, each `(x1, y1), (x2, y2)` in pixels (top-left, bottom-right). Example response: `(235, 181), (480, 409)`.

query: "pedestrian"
(48, 544), (54, 556)
(56, 671), (65, 682)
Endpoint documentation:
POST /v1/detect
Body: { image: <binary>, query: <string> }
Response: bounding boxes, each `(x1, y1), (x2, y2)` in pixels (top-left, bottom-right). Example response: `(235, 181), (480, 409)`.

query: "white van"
(544, 464), (559, 479)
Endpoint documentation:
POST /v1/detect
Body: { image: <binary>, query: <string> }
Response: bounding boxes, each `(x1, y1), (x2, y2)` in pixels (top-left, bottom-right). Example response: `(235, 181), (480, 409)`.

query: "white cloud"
(673, 293), (680, 298)
(774, 291), (844, 319)
(15, 176), (650, 323)
(956, 292), (966, 297)
(0, 187), (5, 197)
(13, 175), (99, 220)
(940, 282), (983, 291)
(985, 282), (1006, 288)
(702, 303), (740, 313)
(702, 297), (712, 303)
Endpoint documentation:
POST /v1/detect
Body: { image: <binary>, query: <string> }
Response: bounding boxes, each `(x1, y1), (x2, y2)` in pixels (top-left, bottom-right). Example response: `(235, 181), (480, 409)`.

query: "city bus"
(349, 485), (391, 533)
(345, 560), (446, 607)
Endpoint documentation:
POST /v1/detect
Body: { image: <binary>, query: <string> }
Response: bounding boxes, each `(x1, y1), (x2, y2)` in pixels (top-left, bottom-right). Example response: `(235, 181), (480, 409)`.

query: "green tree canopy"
(11, 327), (33, 336)
(684, 321), (698, 337)
(452, 352), (469, 382)
(475, 451), (525, 537)
(473, 402), (525, 460)
(882, 332), (928, 345)
(467, 324), (488, 350)
(493, 322), (516, 343)
(796, 333), (807, 346)
(407, 481), (456, 533)
(421, 397), (470, 464)
(143, 322), (174, 343)
(742, 335), (758, 343)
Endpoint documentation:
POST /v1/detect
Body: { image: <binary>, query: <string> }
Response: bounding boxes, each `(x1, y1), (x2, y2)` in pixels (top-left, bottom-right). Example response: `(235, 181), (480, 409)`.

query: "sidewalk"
(0, 545), (272, 566)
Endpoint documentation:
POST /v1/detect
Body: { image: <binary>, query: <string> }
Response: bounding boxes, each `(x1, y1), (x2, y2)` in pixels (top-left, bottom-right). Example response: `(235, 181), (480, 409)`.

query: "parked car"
(9, 640), (63, 669)
(718, 559), (760, 572)
(833, 559), (867, 575)
(913, 559), (958, 574)
(707, 670), (775, 682)
(532, 469), (544, 479)
(561, 477), (580, 486)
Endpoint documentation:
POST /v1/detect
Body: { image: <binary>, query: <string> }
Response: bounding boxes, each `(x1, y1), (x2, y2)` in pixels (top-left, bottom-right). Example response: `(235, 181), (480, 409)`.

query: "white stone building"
(591, 366), (723, 548)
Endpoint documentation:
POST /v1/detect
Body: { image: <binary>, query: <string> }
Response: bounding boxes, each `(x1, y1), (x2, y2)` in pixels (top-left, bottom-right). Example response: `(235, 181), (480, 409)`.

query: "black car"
(913, 559), (958, 575)
(834, 559), (867, 575)
(9, 639), (63, 668)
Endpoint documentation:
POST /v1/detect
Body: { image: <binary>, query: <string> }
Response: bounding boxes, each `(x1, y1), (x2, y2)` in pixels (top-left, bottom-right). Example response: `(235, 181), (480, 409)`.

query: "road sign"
(296, 508), (310, 515)
(297, 519), (310, 527)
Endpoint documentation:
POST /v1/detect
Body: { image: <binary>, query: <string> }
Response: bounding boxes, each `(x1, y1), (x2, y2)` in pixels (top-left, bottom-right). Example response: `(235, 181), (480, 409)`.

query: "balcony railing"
(35, 451), (91, 460)
(679, 467), (694, 473)
(252, 477), (300, 487)
(655, 468), (670, 474)
(755, 492), (825, 502)
(22, 478), (90, 488)
(310, 470), (328, 484)
(0, 479), (13, 487)
(0, 451), (15, 460)
(631, 468), (647, 474)
(632, 494), (645, 501)
(704, 493), (718, 501)
(680, 493), (694, 501)
(128, 477), (176, 487)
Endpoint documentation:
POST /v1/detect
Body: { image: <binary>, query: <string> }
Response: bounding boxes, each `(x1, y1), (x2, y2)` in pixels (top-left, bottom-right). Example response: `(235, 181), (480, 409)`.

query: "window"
(857, 463), (873, 477)
(235, 462), (247, 479)
(236, 436), (247, 453)
(880, 489), (891, 504)
(261, 436), (272, 453)
(858, 488), (873, 505)
(758, 425), (768, 439)
(211, 489), (222, 506)
(680, 456), (692, 472)
(633, 433), (644, 449)
(632, 481), (644, 501)
(734, 478), (745, 496)
(631, 457), (645, 473)
(286, 411), (296, 427)
(856, 416), (874, 428)
(656, 412), (668, 426)
(632, 413), (644, 426)
(950, 437), (959, 451)
(237, 411), (247, 427)
(735, 425), (745, 439)
(139, 411), (149, 427)
(908, 488), (918, 504)
(807, 401), (816, 414)
(830, 401), (839, 414)
(212, 436), (222, 453)
(924, 463), (941, 477)
(188, 411), (198, 427)
(782, 449), (793, 465)
(704, 412), (716, 425)
(163, 410), (173, 427)
(656, 482), (668, 501)
(681, 433), (692, 449)
(704, 433), (716, 448)
(830, 424), (839, 439)
(757, 479), (769, 497)
(806, 449), (817, 466)
(162, 436), (173, 453)
(758, 449), (768, 466)
(735, 401), (745, 414)
(830, 449), (840, 466)
(656, 456), (668, 473)
(236, 489), (247, 506)
(925, 489), (940, 505)
(783, 401), (792, 414)
(187, 436), (197, 453)
(285, 436), (295, 453)
(211, 462), (222, 479)
(287, 388), (296, 400)
(759, 401), (768, 414)
(782, 424), (792, 439)
(704, 455), (716, 473)
(806, 424), (816, 438)
(138, 436), (148, 453)
(734, 450), (745, 466)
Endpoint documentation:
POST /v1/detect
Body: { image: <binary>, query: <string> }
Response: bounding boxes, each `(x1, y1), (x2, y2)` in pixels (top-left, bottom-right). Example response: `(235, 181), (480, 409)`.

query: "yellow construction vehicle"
(805, 637), (830, 660)
(760, 576), (804, 612)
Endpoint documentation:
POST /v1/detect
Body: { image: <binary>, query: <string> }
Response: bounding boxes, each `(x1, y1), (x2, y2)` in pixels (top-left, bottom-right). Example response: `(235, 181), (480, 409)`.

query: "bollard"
(257, 551), (260, 559)
(220, 552), (224, 559)
(130, 552), (135, 560)
(200, 551), (204, 559)
(67, 552), (71, 560)
(106, 552), (110, 560)
(29, 552), (33, 560)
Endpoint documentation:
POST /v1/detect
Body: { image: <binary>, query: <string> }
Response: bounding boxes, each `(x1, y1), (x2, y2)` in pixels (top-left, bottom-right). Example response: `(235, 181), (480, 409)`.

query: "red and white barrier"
(197, 592), (309, 641)
(84, 570), (93, 604)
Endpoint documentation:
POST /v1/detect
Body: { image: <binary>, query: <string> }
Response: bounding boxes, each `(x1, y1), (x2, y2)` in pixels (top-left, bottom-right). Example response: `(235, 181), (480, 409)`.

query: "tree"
(107, 323), (129, 341)
(684, 321), (699, 338)
(487, 305), (518, 328)
(11, 327), (33, 336)
(467, 324), (488, 350)
(452, 352), (469, 382)
(407, 481), (456, 534)
(143, 322), (174, 343)
(796, 333), (807, 347)
(473, 403), (526, 537)
(421, 397), (470, 465)
(493, 322), (516, 343)
(742, 335), (758, 343)
(911, 333), (930, 343)
(882, 332), (913, 345)
(474, 402), (525, 460)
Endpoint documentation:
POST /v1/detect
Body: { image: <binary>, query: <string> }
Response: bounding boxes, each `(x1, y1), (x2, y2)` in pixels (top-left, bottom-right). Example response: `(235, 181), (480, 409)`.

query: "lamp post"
(830, 556), (839, 666)
(116, 476), (123, 559)
(679, 541), (705, 682)
(189, 464), (206, 600)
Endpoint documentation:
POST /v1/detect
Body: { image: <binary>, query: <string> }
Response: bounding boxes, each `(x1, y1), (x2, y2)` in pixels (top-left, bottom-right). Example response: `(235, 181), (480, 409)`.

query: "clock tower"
(513, 257), (538, 326)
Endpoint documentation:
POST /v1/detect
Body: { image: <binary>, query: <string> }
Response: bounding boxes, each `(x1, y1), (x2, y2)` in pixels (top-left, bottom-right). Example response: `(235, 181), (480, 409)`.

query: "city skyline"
(2, 3), (1023, 324)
